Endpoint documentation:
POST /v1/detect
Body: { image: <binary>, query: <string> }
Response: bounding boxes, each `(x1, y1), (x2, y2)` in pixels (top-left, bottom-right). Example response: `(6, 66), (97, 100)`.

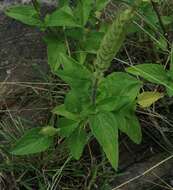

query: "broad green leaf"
(74, 0), (93, 26)
(65, 90), (82, 113)
(126, 64), (173, 95)
(5, 5), (42, 26)
(96, 96), (131, 112)
(137, 91), (164, 108)
(45, 6), (80, 27)
(58, 118), (79, 137)
(10, 128), (53, 155)
(89, 112), (118, 169)
(81, 106), (96, 120)
(67, 128), (88, 160)
(65, 89), (90, 114)
(56, 54), (93, 90)
(44, 36), (66, 73)
(52, 104), (79, 121)
(126, 64), (168, 85)
(116, 112), (142, 144)
(126, 113), (142, 144)
(98, 72), (141, 101)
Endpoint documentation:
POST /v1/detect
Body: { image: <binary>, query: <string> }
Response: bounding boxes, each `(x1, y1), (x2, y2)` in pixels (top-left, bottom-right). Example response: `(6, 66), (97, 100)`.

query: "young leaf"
(137, 91), (164, 108)
(126, 64), (168, 84)
(40, 126), (59, 136)
(74, 0), (93, 26)
(89, 112), (119, 169)
(45, 6), (80, 27)
(53, 104), (79, 121)
(58, 118), (79, 138)
(5, 5), (42, 26)
(10, 128), (53, 155)
(98, 72), (141, 101)
(44, 36), (66, 73)
(67, 127), (88, 160)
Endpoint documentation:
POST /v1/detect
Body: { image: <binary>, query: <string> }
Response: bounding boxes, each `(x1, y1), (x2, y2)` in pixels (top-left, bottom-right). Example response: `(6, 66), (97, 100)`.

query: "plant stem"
(151, 0), (169, 44)
(91, 78), (99, 106)
(86, 166), (98, 190)
(91, 0), (142, 105)
(31, 0), (40, 15)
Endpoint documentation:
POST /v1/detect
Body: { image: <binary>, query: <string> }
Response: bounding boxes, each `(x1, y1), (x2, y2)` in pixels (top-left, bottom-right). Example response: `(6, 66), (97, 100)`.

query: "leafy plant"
(5, 0), (169, 170)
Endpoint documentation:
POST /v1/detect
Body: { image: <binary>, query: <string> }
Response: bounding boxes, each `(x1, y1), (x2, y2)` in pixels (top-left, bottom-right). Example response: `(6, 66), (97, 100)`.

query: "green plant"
(5, 0), (171, 170)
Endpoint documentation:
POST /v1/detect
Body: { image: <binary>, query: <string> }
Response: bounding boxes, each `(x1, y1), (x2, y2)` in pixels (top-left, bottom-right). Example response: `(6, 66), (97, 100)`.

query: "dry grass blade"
(112, 154), (173, 190)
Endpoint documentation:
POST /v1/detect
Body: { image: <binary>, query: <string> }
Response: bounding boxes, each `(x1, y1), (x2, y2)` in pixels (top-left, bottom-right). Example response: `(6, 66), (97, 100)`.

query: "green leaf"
(76, 51), (87, 65)
(5, 5), (42, 26)
(58, 118), (79, 137)
(126, 64), (173, 95)
(74, 0), (93, 26)
(53, 104), (79, 121)
(65, 89), (90, 114)
(165, 79), (173, 97)
(40, 126), (59, 136)
(65, 90), (82, 113)
(67, 127), (88, 160)
(89, 112), (119, 169)
(10, 128), (53, 155)
(45, 6), (80, 27)
(126, 64), (168, 85)
(59, 0), (69, 7)
(137, 91), (164, 108)
(95, 0), (110, 11)
(98, 72), (141, 101)
(44, 36), (66, 73)
(56, 54), (93, 90)
(83, 31), (104, 54)
(154, 36), (168, 51)
(125, 113), (142, 144)
(170, 43), (173, 72)
(116, 111), (142, 144)
(65, 28), (84, 40)
(96, 96), (131, 112)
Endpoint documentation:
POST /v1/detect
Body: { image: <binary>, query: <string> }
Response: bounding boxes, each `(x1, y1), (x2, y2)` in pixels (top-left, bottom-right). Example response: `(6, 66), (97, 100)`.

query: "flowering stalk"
(95, 0), (143, 72)
(91, 0), (143, 105)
